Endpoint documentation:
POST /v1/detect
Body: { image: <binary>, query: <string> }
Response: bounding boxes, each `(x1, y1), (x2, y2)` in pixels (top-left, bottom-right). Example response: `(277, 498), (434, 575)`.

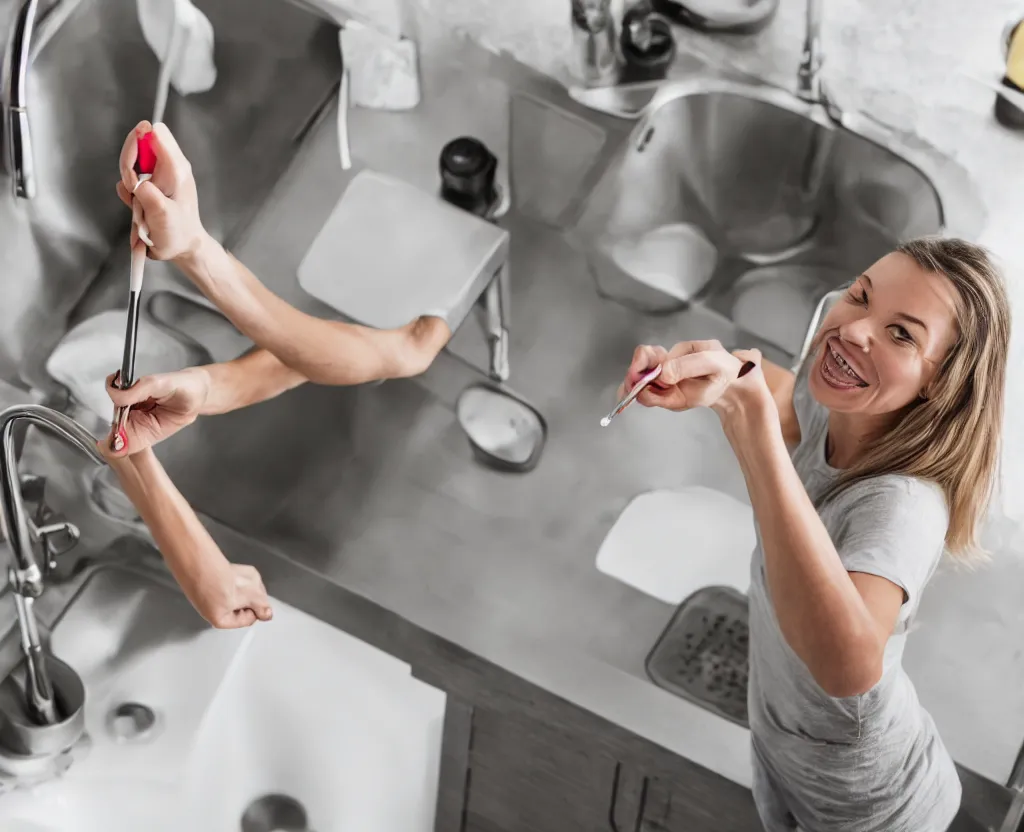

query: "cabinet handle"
(608, 762), (650, 832)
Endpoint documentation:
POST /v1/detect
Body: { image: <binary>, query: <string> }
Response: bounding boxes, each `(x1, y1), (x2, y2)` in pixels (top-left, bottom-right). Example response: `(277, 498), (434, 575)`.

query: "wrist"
(713, 379), (779, 441)
(172, 230), (221, 284)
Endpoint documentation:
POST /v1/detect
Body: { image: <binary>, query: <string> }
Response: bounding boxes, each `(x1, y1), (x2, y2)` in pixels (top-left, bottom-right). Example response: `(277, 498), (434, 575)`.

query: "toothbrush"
(110, 131), (157, 452)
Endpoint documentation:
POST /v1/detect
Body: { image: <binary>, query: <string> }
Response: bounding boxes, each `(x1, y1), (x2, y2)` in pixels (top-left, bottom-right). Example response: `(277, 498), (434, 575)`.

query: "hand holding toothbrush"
(115, 121), (206, 262)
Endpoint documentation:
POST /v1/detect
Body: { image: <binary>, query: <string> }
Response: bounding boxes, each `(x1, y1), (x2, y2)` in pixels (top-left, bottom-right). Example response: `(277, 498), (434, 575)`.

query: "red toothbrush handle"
(134, 132), (157, 176)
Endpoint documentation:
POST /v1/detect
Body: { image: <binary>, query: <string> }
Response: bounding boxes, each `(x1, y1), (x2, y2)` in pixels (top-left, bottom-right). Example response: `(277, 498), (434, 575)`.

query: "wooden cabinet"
(462, 708), (620, 832)
(434, 701), (763, 832)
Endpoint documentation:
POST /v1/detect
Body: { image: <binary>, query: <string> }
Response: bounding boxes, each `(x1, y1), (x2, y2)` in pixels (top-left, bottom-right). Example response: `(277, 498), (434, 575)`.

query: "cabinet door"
(636, 768), (764, 832)
(463, 708), (620, 832)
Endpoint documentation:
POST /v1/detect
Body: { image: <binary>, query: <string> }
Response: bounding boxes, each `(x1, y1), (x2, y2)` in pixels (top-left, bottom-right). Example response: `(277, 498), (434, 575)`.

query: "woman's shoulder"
(834, 474), (949, 529)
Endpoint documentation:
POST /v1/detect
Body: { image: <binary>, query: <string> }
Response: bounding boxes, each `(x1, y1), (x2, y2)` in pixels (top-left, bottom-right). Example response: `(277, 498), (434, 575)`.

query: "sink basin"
(571, 78), (953, 362)
(177, 602), (446, 831)
(0, 562), (446, 831)
(0, 777), (173, 832)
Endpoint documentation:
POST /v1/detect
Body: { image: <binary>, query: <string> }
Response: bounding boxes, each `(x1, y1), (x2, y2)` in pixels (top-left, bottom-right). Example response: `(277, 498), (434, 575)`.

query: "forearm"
(106, 450), (231, 620)
(199, 348), (307, 416)
(720, 398), (881, 694)
(176, 234), (451, 385)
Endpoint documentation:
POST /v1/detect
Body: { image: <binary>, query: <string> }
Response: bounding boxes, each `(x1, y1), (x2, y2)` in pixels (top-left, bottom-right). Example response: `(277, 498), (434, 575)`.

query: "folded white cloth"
(136, 0), (217, 98)
(596, 486), (756, 605)
(45, 310), (209, 424)
(340, 21), (420, 111)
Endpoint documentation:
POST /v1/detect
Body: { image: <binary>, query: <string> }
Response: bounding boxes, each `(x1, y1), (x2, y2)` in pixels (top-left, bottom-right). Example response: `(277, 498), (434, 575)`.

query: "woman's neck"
(825, 410), (893, 468)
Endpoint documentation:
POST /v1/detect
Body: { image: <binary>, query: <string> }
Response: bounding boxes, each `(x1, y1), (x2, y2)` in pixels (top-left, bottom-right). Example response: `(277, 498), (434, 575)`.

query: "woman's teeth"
(822, 344), (868, 388)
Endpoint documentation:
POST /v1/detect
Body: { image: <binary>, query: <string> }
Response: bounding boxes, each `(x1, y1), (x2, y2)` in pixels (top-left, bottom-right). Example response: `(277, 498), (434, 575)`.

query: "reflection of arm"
(105, 448), (271, 628)
(199, 348), (307, 416)
(176, 234), (452, 385)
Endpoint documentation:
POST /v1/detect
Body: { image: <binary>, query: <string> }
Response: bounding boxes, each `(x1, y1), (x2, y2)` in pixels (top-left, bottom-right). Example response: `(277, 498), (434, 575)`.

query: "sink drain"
(241, 794), (309, 832)
(645, 585), (750, 727)
(106, 702), (160, 744)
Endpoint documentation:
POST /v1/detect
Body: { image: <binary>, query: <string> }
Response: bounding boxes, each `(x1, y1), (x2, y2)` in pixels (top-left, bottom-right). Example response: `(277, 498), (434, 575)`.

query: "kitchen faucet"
(2, 0), (78, 199)
(2, 0), (42, 198)
(796, 0), (823, 104)
(0, 404), (103, 725)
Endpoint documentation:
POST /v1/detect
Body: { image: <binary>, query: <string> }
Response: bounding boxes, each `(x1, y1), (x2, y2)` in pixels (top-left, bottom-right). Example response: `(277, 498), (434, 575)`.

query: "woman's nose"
(838, 317), (873, 351)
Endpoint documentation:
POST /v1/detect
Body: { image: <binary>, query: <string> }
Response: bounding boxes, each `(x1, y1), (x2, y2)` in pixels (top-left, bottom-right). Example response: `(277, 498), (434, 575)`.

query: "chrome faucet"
(2, 0), (41, 198)
(796, 0), (824, 105)
(0, 405), (103, 724)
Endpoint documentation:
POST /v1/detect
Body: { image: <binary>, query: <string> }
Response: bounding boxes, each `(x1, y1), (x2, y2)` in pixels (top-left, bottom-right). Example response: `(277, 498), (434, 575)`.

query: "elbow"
(391, 317), (450, 379)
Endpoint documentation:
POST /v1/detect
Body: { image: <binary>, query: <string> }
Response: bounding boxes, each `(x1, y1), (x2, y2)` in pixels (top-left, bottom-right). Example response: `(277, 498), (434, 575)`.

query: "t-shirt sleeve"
(791, 357), (828, 449)
(831, 476), (949, 608)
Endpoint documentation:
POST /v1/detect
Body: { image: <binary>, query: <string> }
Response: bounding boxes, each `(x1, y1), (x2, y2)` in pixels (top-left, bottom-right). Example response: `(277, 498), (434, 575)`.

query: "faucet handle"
(18, 474), (46, 507)
(35, 520), (81, 575)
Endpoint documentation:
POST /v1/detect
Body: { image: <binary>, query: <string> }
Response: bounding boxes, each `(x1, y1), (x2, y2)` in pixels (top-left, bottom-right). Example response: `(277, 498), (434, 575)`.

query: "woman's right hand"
(192, 562), (274, 630)
(115, 121), (208, 263)
(105, 367), (211, 456)
(616, 340), (750, 412)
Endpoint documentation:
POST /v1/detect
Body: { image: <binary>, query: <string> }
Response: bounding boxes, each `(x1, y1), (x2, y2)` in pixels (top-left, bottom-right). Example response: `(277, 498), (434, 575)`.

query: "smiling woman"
(809, 238), (1011, 559)
(616, 235), (1011, 832)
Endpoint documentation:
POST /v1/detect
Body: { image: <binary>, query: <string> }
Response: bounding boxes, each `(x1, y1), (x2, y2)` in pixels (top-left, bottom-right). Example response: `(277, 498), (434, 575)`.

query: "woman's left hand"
(617, 339), (763, 412)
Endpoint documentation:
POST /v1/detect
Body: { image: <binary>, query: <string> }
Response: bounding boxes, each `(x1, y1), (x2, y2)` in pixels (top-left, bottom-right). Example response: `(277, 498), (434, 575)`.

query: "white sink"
(0, 567), (447, 832)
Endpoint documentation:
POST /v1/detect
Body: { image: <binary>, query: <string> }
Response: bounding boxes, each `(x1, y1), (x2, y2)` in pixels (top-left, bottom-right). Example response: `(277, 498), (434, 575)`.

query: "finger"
(132, 180), (172, 230)
(227, 609), (258, 629)
(731, 348), (762, 365)
(106, 373), (173, 407)
(149, 122), (192, 197)
(115, 181), (132, 208)
(119, 121), (152, 192)
(664, 339), (723, 360)
(659, 351), (732, 387)
(625, 345), (668, 390)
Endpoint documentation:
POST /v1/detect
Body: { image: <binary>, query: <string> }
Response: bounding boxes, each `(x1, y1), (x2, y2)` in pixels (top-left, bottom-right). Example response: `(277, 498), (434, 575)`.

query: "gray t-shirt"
(748, 361), (961, 832)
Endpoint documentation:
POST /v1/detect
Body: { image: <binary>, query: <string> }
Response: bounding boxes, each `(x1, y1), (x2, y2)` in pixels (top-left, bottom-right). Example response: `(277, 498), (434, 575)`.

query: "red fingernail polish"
(738, 361), (757, 378)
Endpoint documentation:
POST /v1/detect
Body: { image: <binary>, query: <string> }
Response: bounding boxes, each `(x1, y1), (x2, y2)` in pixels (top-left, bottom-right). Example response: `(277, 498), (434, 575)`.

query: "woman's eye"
(846, 288), (868, 306)
(889, 325), (914, 343)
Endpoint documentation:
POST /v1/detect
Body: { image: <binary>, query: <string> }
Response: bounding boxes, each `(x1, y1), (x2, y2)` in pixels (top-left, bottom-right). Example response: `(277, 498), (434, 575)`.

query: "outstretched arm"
(116, 121), (451, 386)
(100, 443), (273, 629)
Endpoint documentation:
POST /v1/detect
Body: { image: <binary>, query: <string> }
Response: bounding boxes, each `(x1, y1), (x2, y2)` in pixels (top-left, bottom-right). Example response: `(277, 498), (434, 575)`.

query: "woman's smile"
(820, 337), (869, 390)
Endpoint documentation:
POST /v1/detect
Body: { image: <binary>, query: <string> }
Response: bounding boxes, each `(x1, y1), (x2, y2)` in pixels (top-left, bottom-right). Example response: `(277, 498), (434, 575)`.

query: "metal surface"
(0, 650), (83, 756)
(600, 365), (662, 427)
(0, 404), (100, 727)
(645, 585), (749, 727)
(1, 0), (40, 198)
(455, 383), (546, 473)
(796, 0), (823, 104)
(240, 794), (309, 832)
(0, 0), (341, 390)
(570, 0), (618, 87)
(571, 76), (969, 339)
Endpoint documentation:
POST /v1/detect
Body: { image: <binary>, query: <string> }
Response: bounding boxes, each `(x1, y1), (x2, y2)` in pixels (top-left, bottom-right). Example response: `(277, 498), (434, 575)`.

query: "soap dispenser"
(996, 17), (1024, 128)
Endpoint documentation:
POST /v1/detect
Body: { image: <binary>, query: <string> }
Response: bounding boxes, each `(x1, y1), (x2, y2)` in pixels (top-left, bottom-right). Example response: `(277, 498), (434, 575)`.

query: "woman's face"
(808, 252), (960, 416)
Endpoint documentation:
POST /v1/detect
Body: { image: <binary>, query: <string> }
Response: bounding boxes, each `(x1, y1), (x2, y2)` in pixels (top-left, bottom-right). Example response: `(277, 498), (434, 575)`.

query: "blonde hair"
(819, 236), (1011, 561)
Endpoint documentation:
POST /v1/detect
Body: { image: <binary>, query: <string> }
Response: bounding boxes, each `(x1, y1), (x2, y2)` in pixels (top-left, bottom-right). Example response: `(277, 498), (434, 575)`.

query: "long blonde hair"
(818, 237), (1011, 561)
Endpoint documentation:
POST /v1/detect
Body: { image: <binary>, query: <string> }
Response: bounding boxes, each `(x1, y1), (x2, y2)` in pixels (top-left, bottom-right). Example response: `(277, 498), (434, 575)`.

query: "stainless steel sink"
(570, 77), (985, 363)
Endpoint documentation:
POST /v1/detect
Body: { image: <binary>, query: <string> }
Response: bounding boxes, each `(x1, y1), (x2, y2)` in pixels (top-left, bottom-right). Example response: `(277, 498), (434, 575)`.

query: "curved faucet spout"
(0, 404), (104, 598)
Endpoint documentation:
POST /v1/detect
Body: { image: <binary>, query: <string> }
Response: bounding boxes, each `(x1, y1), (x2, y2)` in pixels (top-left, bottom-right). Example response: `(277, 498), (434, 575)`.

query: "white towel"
(596, 486), (756, 605)
(339, 22), (420, 112)
(136, 0), (217, 99)
(45, 310), (209, 424)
